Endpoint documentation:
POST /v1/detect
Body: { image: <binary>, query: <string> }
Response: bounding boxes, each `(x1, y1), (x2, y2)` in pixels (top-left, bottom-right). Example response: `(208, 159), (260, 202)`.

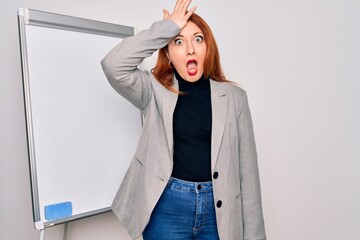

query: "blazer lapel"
(162, 78), (228, 171)
(162, 79), (179, 157)
(210, 80), (228, 171)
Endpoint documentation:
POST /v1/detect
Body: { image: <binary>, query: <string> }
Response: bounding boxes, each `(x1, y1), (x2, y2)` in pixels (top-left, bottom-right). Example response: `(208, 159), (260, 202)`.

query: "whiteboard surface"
(23, 19), (140, 228)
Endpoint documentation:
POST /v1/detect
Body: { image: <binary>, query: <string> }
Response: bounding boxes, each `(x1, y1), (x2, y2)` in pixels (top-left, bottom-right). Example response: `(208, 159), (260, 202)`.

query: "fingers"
(163, 0), (196, 29)
(163, 9), (170, 19)
(172, 0), (192, 14)
(173, 0), (182, 13)
(185, 5), (197, 18)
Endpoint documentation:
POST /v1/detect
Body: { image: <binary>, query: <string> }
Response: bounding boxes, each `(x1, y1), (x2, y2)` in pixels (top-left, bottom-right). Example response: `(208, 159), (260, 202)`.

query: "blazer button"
(213, 172), (219, 179)
(216, 200), (222, 208)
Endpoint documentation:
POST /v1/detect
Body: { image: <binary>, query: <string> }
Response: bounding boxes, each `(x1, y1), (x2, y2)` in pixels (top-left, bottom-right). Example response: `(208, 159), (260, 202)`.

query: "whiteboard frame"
(17, 8), (135, 230)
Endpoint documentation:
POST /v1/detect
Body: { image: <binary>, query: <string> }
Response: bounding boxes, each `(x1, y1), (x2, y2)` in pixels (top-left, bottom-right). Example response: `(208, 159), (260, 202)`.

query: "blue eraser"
(44, 201), (72, 220)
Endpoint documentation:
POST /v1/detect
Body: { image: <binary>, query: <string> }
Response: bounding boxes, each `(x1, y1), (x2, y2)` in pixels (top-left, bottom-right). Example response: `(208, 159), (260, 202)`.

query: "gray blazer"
(101, 19), (266, 240)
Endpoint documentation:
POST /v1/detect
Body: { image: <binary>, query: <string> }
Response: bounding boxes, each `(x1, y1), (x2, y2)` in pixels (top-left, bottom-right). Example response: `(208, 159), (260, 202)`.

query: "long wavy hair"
(152, 13), (229, 93)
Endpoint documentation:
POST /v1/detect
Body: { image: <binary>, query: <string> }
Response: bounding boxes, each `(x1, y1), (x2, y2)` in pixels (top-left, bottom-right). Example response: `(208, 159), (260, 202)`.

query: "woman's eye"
(195, 36), (204, 43)
(175, 39), (183, 45)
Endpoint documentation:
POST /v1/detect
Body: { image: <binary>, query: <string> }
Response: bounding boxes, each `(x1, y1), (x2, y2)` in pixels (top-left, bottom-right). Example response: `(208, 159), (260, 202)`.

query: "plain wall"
(1, 0), (359, 240)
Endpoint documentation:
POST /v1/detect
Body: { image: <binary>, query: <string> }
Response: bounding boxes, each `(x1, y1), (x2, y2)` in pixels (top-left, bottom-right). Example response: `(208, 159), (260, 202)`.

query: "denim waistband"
(167, 177), (213, 193)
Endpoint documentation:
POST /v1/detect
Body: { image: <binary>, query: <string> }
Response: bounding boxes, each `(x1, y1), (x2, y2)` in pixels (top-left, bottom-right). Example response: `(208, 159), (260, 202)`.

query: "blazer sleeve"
(101, 19), (180, 111)
(238, 92), (266, 240)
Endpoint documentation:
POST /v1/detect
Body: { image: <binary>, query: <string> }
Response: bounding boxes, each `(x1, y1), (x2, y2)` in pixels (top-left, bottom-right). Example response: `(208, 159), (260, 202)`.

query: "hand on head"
(163, 0), (197, 30)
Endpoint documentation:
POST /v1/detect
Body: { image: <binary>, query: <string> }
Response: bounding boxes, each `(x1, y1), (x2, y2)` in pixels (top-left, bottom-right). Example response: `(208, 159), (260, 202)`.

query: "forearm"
(101, 19), (180, 110)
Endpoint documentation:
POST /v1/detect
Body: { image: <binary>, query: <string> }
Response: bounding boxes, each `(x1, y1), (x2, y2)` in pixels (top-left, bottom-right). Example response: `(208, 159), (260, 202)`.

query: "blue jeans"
(142, 177), (220, 240)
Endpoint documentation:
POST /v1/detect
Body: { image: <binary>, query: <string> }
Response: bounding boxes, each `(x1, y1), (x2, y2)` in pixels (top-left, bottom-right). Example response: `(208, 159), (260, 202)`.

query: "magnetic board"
(18, 8), (141, 230)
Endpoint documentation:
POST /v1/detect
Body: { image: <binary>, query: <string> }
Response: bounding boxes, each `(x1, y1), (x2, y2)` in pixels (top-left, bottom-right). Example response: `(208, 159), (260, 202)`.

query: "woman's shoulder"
(211, 80), (247, 97)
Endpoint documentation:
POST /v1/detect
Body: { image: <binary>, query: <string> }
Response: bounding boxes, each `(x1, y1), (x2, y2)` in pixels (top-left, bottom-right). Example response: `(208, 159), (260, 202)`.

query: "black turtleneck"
(171, 70), (212, 182)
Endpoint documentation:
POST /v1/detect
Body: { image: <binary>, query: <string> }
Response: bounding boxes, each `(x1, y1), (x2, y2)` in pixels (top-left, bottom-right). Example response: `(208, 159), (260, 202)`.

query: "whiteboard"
(18, 8), (141, 230)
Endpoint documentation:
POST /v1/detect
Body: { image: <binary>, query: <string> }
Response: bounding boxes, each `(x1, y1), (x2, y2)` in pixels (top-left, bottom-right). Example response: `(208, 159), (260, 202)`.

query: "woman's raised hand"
(163, 0), (197, 30)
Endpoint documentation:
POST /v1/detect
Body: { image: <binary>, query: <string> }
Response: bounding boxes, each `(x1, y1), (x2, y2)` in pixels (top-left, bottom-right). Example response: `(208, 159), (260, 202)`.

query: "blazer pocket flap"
(134, 155), (144, 166)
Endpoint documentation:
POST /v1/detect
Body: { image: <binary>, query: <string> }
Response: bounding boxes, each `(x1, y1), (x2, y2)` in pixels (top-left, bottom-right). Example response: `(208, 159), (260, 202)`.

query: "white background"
(25, 25), (141, 225)
(1, 0), (359, 239)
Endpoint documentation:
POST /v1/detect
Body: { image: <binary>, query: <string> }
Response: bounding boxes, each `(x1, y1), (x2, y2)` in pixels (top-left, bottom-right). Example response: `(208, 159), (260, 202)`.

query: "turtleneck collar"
(174, 70), (209, 89)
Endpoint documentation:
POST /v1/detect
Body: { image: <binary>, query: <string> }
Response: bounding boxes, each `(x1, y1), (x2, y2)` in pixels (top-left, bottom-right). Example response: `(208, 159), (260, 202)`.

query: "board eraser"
(44, 201), (72, 220)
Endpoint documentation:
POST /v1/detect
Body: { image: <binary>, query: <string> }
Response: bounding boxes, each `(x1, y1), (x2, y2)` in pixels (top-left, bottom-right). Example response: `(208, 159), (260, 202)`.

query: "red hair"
(152, 13), (229, 93)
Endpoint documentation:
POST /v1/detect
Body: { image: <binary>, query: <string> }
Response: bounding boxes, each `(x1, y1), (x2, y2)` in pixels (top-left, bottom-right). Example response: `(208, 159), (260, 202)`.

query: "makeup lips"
(186, 59), (198, 76)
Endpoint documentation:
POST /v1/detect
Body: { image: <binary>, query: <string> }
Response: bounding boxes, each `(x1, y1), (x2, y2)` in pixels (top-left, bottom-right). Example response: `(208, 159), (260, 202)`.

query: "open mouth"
(186, 59), (198, 76)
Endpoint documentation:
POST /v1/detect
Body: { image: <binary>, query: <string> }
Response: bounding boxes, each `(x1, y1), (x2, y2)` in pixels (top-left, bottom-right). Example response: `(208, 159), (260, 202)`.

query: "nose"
(187, 43), (195, 56)
(187, 49), (195, 56)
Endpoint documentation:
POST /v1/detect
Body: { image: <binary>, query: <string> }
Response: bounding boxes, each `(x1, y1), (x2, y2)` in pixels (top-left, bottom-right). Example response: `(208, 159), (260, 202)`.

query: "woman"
(101, 0), (266, 239)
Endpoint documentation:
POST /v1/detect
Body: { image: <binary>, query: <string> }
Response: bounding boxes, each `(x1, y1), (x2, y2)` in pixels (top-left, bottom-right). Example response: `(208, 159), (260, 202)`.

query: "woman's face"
(166, 21), (206, 82)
